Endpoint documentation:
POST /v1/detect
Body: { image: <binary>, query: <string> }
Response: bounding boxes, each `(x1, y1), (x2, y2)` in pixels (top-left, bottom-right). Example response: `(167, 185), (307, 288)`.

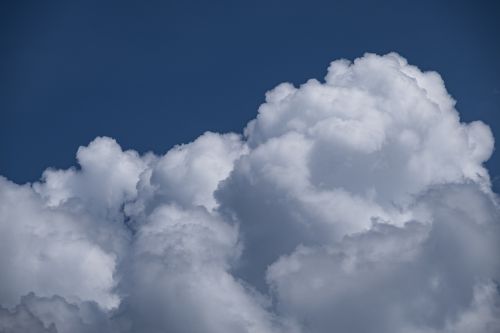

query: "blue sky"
(1, 0), (499, 189)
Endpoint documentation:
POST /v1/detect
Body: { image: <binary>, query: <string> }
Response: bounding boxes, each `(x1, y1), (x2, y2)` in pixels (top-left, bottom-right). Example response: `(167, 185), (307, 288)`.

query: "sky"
(1, 1), (500, 333)
(1, 0), (500, 189)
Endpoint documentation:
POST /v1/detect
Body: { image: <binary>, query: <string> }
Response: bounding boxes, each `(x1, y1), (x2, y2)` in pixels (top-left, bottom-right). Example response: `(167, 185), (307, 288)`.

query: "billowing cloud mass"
(1, 53), (499, 333)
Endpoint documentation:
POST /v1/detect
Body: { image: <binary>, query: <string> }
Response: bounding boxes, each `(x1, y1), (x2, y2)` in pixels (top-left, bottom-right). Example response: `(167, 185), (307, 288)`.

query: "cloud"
(0, 176), (121, 310)
(216, 53), (495, 290)
(0, 293), (116, 333)
(0, 53), (498, 333)
(266, 184), (500, 333)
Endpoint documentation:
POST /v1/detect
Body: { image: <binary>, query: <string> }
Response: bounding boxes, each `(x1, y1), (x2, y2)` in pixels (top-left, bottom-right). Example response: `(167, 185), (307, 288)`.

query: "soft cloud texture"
(0, 53), (498, 333)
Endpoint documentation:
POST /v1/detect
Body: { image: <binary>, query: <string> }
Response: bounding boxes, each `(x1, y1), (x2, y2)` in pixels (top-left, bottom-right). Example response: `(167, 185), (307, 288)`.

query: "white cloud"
(218, 52), (495, 290)
(0, 177), (120, 310)
(0, 53), (498, 333)
(147, 131), (247, 211)
(266, 184), (500, 333)
(117, 204), (291, 333)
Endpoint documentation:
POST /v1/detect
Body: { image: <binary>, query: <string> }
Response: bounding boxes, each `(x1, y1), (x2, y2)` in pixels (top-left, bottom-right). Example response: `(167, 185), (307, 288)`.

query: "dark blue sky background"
(1, 0), (499, 190)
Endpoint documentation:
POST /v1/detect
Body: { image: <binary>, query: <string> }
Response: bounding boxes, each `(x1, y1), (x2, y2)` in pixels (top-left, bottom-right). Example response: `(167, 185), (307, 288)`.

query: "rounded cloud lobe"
(0, 53), (499, 332)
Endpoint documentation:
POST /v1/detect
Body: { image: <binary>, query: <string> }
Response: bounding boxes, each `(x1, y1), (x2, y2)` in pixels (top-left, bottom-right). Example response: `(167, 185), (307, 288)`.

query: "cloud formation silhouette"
(1, 53), (499, 333)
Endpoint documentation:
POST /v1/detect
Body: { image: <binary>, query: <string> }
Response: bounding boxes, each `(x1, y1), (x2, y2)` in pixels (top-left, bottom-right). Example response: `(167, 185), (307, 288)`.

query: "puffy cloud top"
(0, 53), (499, 333)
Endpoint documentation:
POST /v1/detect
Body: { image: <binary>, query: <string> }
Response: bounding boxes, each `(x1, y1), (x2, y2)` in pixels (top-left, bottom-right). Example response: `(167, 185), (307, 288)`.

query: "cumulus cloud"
(266, 184), (500, 333)
(0, 53), (499, 333)
(0, 176), (121, 310)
